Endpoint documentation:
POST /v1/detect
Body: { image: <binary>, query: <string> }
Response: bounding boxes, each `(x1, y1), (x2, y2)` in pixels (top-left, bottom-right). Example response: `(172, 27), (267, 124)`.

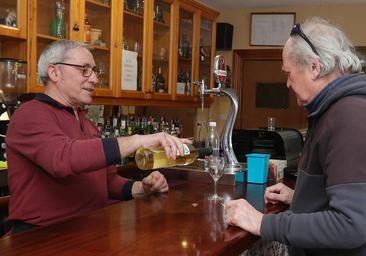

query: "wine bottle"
(84, 13), (91, 43)
(155, 67), (166, 93)
(135, 144), (212, 170)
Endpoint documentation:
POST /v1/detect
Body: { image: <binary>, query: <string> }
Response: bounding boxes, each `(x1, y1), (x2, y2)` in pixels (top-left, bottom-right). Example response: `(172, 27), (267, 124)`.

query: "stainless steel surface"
(194, 55), (241, 171)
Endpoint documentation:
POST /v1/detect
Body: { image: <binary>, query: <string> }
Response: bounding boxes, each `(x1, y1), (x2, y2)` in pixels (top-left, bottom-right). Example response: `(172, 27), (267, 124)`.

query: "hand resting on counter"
(132, 171), (169, 196)
(264, 182), (294, 205)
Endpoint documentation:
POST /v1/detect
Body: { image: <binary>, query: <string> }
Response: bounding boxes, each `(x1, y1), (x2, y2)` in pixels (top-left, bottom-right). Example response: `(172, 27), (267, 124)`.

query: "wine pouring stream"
(194, 55), (242, 173)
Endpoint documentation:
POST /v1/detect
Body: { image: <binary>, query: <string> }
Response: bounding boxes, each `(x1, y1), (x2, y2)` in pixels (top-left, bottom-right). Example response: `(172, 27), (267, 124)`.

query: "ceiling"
(199, 0), (366, 9)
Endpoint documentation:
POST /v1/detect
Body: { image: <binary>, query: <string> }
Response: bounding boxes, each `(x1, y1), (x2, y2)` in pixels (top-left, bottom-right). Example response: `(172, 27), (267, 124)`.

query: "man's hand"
(224, 199), (263, 236)
(132, 171), (169, 196)
(264, 182), (294, 205)
(117, 132), (192, 159)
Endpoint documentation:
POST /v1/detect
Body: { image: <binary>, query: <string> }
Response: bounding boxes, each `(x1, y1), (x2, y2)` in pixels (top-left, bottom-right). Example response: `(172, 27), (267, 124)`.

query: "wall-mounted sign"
(250, 13), (295, 46)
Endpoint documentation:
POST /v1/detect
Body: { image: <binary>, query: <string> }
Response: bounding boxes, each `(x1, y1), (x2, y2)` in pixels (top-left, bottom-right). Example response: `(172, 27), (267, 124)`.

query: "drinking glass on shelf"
(207, 156), (225, 201)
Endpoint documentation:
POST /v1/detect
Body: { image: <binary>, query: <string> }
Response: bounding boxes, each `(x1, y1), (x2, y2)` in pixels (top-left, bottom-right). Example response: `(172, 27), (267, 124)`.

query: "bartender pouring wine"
(5, 39), (191, 235)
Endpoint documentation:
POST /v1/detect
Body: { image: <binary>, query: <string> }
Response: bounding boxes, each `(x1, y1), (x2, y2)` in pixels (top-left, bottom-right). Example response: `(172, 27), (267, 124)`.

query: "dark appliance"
(232, 128), (304, 171)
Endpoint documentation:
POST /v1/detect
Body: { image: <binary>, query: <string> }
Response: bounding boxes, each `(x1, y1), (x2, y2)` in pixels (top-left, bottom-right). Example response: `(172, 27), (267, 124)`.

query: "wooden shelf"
(37, 33), (60, 41)
(85, 0), (110, 8)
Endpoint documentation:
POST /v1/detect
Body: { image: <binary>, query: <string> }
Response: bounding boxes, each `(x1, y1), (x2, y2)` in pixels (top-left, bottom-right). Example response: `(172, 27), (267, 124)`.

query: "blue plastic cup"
(246, 153), (271, 183)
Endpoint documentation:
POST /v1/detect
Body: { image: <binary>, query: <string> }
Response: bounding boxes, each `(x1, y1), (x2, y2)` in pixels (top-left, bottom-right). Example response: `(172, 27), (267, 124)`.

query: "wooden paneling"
(232, 49), (307, 130)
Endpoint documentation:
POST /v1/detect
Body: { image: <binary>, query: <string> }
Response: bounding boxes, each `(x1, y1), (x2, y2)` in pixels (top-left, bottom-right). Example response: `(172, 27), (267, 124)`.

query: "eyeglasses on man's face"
(290, 23), (319, 56)
(52, 62), (102, 78)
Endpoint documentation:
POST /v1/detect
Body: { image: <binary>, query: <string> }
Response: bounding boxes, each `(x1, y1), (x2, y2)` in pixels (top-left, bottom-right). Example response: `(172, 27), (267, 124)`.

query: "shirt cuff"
(102, 137), (121, 165)
(121, 180), (135, 201)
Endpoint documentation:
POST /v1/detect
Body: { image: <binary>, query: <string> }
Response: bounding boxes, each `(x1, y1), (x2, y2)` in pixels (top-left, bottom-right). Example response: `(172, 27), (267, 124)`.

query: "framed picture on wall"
(250, 13), (295, 46)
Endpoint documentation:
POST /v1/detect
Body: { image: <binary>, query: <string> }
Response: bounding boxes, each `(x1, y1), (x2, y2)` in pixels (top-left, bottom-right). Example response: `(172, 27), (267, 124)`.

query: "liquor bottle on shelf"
(104, 120), (112, 138)
(154, 3), (164, 23)
(119, 116), (127, 136)
(176, 67), (185, 95)
(50, 0), (66, 38)
(200, 45), (208, 63)
(84, 13), (91, 43)
(135, 144), (212, 170)
(185, 72), (191, 95)
(155, 67), (166, 93)
(178, 37), (184, 58)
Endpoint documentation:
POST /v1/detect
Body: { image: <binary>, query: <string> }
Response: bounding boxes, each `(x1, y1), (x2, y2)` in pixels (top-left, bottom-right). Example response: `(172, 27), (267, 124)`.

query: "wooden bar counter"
(0, 169), (291, 256)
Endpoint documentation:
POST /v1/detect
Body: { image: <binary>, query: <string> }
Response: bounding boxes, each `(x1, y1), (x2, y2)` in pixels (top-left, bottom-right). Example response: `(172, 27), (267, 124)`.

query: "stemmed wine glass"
(207, 156), (225, 201)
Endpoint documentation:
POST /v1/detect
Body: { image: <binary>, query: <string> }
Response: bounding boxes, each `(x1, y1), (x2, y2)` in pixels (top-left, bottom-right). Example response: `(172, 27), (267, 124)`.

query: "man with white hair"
(225, 17), (366, 255)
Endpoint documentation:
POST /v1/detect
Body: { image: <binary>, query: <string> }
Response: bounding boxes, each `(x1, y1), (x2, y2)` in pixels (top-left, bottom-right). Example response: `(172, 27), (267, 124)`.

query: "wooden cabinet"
(13, 0), (218, 106)
(0, 0), (27, 39)
(28, 0), (117, 96)
(0, 0), (28, 99)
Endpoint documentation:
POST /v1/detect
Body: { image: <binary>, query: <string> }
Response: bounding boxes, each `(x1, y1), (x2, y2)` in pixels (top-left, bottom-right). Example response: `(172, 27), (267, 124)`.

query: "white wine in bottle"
(135, 144), (211, 170)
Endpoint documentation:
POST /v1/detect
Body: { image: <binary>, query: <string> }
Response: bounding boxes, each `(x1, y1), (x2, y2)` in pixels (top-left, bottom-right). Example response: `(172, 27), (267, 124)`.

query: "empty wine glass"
(207, 156), (225, 201)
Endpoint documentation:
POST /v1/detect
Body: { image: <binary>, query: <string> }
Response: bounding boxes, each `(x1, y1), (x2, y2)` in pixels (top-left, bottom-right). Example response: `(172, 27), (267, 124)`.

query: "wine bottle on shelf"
(50, 0), (66, 38)
(200, 46), (208, 63)
(155, 67), (166, 93)
(185, 72), (191, 95)
(84, 13), (91, 43)
(135, 144), (212, 170)
(176, 67), (185, 95)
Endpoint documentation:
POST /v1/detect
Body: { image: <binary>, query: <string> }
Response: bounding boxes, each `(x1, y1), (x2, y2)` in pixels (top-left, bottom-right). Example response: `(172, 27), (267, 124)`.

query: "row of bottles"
(176, 68), (191, 95)
(151, 67), (192, 95)
(95, 111), (183, 139)
(124, 0), (144, 15)
(152, 67), (166, 93)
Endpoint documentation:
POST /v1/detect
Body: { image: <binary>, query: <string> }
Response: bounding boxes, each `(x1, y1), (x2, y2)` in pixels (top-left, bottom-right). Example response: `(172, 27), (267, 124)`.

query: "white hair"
(287, 16), (362, 77)
(37, 40), (88, 85)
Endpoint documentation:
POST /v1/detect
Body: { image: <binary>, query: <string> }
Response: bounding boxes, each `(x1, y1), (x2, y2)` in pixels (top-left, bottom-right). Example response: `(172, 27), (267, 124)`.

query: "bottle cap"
(209, 121), (216, 127)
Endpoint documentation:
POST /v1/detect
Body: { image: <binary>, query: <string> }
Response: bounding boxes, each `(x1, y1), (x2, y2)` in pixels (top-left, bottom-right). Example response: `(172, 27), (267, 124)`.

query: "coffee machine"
(0, 58), (27, 161)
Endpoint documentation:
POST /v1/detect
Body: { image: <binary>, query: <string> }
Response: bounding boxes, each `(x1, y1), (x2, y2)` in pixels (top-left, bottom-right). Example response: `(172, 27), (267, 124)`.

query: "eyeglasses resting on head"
(52, 62), (101, 78)
(290, 23), (319, 56)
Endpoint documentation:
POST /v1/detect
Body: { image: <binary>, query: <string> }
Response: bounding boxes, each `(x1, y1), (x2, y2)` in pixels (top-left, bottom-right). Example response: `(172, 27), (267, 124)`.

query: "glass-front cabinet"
(119, 0), (145, 99)
(0, 0), (26, 39)
(176, 6), (194, 100)
(28, 0), (116, 96)
(149, 0), (172, 100)
(199, 16), (213, 89)
(21, 0), (218, 106)
(85, 0), (115, 97)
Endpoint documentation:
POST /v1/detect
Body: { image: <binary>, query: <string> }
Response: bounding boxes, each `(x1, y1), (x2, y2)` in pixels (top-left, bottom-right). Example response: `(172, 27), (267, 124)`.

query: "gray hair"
(38, 40), (89, 85)
(287, 17), (362, 77)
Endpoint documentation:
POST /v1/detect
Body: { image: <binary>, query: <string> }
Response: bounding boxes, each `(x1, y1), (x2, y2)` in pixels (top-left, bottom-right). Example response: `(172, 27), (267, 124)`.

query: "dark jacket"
(261, 74), (366, 255)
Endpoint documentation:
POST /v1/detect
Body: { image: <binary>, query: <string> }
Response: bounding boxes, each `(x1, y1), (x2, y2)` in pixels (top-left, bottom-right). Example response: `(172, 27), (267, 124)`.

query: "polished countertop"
(0, 172), (290, 256)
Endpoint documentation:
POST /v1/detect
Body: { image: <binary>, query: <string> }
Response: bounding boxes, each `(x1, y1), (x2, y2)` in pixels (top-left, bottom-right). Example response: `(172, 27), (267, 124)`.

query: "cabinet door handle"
(73, 24), (80, 31)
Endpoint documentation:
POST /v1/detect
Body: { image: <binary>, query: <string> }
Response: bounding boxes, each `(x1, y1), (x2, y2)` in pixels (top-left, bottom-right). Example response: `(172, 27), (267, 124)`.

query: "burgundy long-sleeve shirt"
(5, 94), (134, 226)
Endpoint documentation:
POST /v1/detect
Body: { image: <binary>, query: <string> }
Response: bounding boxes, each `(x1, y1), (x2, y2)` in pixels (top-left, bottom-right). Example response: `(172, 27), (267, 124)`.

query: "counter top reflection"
(0, 175), (290, 256)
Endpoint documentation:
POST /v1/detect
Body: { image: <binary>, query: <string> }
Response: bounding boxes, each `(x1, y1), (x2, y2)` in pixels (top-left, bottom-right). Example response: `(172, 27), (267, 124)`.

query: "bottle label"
(181, 144), (190, 156)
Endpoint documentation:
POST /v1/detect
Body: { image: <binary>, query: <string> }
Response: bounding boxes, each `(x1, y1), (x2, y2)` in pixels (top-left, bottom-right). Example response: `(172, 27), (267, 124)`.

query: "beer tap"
(194, 55), (242, 172)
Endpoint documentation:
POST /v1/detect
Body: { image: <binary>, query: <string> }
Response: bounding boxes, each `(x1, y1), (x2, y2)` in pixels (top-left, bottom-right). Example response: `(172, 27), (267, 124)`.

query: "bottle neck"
(197, 147), (212, 158)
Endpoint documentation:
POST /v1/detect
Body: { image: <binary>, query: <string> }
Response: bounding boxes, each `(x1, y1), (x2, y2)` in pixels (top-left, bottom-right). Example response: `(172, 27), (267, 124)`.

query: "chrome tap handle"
(193, 79), (206, 111)
(214, 55), (227, 89)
